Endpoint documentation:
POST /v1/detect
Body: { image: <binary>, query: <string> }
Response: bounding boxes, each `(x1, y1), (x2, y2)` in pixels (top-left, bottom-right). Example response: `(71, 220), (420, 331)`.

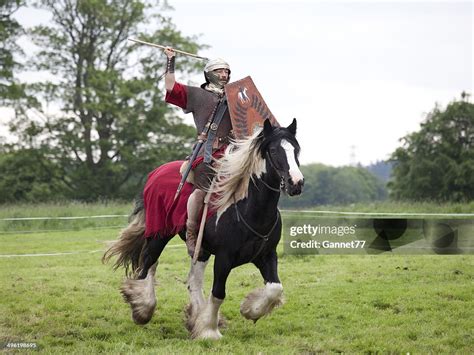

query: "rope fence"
(0, 214), (128, 221)
(0, 214), (129, 235)
(0, 225), (126, 235)
(280, 210), (474, 217)
(1, 211), (472, 256)
(1, 210), (474, 222)
(1, 210), (472, 235)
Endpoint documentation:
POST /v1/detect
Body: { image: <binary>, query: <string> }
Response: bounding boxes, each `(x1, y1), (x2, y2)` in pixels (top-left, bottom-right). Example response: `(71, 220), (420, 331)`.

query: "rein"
(232, 163), (281, 261)
(234, 204), (280, 242)
(234, 204), (281, 262)
(260, 178), (281, 192)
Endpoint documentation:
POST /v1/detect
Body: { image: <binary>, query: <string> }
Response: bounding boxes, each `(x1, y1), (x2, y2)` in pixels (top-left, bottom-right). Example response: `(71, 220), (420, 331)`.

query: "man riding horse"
(104, 45), (304, 339)
(163, 47), (234, 257)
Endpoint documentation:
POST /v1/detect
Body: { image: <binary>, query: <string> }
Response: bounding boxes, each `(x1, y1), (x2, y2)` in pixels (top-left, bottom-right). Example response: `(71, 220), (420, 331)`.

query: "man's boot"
(185, 220), (198, 257)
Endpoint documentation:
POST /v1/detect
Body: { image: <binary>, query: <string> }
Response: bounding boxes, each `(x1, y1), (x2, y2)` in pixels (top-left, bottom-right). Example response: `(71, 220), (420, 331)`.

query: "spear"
(128, 38), (209, 61)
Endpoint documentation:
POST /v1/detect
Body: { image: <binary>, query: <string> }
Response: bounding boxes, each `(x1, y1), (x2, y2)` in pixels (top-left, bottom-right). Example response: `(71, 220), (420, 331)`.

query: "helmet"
(204, 58), (231, 74)
(203, 58), (231, 88)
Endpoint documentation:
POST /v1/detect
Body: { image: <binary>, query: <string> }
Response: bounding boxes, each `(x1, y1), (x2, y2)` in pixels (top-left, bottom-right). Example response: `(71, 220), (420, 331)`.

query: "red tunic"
(165, 82), (187, 109)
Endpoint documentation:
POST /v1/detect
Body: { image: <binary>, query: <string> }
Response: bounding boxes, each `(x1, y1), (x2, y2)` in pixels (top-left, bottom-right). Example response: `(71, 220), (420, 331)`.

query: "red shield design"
(225, 76), (280, 139)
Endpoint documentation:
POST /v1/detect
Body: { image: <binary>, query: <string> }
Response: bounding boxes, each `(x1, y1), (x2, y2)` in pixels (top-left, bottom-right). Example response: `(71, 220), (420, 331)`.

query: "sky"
(5, 0), (473, 167)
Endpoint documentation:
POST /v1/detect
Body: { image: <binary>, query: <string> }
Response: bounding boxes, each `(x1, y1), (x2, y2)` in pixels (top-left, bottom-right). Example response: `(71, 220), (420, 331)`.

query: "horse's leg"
(185, 257), (209, 332)
(191, 253), (231, 339)
(240, 249), (284, 322)
(120, 236), (171, 325)
(137, 237), (171, 279)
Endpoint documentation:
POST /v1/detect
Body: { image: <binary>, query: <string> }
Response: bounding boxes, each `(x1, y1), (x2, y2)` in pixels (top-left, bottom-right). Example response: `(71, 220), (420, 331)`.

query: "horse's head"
(259, 119), (304, 196)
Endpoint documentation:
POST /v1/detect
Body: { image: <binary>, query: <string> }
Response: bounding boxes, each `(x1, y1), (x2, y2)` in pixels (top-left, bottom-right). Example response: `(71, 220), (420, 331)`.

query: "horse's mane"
(211, 124), (300, 220)
(211, 129), (266, 219)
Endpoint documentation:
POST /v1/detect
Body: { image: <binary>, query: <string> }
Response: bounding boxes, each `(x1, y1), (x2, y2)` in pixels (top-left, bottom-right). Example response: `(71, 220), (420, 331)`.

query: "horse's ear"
(263, 119), (273, 136)
(287, 118), (297, 135)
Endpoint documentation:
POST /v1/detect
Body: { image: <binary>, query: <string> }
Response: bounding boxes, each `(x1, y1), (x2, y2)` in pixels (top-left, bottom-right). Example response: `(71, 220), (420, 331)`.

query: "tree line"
(279, 164), (388, 208)
(1, 1), (473, 204)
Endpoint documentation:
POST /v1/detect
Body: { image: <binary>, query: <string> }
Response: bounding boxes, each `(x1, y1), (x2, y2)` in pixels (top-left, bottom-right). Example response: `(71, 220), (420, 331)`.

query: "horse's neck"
(245, 168), (280, 219)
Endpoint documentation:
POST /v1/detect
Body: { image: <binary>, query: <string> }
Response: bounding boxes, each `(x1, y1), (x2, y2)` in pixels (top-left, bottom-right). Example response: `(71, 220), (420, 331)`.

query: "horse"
(103, 118), (304, 339)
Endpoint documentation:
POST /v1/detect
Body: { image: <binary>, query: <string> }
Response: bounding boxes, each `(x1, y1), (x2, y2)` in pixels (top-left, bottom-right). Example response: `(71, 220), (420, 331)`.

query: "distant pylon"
(350, 145), (357, 166)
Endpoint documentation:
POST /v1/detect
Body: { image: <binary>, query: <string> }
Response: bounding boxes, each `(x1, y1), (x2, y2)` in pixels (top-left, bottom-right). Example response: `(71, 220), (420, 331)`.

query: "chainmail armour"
(184, 86), (232, 151)
(182, 85), (232, 189)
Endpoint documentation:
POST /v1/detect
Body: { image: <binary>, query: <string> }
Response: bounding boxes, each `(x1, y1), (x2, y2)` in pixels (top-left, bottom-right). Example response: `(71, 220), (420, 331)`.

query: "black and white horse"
(103, 119), (304, 339)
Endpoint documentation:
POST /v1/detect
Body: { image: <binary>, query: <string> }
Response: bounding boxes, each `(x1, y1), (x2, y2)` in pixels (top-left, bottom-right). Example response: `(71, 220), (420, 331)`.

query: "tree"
(7, 0), (204, 200)
(0, 146), (67, 203)
(366, 160), (392, 183)
(0, 0), (26, 103)
(388, 94), (474, 202)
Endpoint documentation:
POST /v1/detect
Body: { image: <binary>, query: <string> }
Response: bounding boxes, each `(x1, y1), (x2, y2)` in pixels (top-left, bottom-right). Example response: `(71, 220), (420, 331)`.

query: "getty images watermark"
(289, 223), (366, 250)
(284, 216), (474, 255)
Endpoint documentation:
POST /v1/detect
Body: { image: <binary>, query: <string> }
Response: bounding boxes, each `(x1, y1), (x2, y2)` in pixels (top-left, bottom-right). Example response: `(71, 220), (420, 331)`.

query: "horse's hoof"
(131, 304), (155, 325)
(240, 283), (283, 322)
(194, 329), (222, 340)
(120, 271), (157, 325)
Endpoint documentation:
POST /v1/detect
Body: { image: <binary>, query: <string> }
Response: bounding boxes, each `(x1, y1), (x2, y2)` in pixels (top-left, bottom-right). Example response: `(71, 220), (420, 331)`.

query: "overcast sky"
(168, 0), (472, 166)
(6, 0), (473, 166)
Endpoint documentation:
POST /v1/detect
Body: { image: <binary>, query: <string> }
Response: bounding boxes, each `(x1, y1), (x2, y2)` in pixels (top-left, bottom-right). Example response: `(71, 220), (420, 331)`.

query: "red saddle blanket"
(143, 160), (216, 239)
(144, 161), (192, 238)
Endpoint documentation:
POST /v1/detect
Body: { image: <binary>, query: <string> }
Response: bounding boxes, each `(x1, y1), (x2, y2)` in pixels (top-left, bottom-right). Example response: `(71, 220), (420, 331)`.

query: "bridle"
(264, 140), (297, 193)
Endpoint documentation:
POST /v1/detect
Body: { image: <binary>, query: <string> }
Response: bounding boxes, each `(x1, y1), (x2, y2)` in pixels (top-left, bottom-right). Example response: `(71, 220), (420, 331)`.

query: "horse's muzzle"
(287, 178), (304, 196)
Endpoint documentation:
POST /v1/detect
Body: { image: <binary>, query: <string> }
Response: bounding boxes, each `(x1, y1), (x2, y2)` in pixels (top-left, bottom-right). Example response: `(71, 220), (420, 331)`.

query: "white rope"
(0, 214), (128, 221)
(0, 244), (185, 258)
(0, 250), (103, 257)
(1, 211), (473, 222)
(0, 225), (126, 235)
(279, 210), (474, 217)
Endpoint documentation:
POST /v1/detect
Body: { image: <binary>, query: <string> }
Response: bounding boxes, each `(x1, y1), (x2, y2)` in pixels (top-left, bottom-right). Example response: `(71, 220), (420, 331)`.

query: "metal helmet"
(204, 58), (231, 87)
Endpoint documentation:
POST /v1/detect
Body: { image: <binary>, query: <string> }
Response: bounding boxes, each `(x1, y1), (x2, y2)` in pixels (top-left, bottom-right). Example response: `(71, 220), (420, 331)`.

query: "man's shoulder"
(186, 83), (207, 93)
(187, 84), (218, 100)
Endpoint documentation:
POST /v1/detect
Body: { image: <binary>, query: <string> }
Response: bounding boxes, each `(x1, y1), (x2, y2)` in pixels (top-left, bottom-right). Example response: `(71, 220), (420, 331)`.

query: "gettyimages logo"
(289, 224), (356, 237)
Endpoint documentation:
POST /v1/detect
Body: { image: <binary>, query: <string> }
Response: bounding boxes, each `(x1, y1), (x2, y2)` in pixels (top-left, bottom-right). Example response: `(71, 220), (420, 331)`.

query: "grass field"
(1, 202), (473, 353)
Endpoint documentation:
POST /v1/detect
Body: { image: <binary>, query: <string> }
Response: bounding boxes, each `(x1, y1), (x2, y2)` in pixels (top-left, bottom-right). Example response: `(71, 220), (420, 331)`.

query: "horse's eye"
(269, 147), (277, 155)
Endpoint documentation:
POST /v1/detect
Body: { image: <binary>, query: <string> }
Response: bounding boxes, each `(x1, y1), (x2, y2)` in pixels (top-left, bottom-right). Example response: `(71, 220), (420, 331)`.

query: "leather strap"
(204, 98), (228, 163)
(166, 56), (175, 73)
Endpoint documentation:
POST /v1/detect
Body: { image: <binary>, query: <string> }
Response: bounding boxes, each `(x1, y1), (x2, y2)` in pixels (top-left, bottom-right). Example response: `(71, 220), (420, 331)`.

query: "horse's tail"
(102, 198), (146, 276)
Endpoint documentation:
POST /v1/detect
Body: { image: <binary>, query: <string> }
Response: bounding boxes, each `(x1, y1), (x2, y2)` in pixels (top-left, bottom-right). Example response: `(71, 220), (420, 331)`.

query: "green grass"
(0, 202), (473, 353)
(0, 201), (130, 234)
